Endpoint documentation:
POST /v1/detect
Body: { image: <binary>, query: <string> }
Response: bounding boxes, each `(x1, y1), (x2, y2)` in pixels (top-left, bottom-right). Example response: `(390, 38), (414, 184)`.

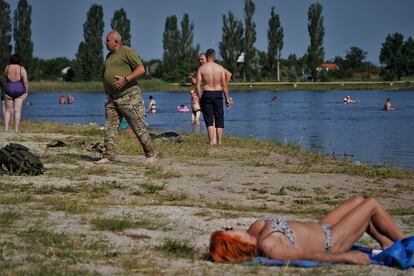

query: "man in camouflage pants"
(95, 31), (156, 165)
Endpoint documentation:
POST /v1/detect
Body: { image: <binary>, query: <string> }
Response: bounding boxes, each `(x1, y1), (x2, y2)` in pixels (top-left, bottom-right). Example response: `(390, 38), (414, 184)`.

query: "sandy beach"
(0, 124), (413, 275)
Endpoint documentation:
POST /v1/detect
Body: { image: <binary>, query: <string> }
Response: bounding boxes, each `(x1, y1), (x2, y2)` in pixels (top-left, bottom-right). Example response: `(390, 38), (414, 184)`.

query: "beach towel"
(245, 236), (414, 269)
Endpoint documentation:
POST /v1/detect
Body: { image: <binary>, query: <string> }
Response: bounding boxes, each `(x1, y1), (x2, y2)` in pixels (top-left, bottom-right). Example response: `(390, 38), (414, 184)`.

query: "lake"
(18, 89), (414, 169)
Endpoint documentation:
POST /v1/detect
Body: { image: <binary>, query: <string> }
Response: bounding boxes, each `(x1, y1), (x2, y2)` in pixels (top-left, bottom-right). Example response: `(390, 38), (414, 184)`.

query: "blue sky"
(7, 0), (414, 64)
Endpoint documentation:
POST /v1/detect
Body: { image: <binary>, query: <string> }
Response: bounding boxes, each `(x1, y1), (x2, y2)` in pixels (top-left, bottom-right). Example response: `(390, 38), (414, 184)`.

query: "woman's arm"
(21, 67), (29, 95)
(261, 240), (370, 264)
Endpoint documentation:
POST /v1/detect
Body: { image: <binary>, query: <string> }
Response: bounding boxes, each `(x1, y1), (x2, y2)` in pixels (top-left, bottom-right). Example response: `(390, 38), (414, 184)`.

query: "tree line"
(1, 0), (413, 83)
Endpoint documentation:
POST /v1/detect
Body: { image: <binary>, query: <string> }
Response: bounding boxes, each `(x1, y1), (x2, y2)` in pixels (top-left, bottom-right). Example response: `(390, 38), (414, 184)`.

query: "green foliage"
(157, 238), (196, 258)
(244, 0), (257, 81)
(285, 54), (305, 81)
(30, 57), (72, 80)
(219, 11), (244, 80)
(13, 0), (33, 70)
(404, 37), (414, 76)
(179, 14), (199, 80)
(0, 0), (12, 71)
(306, 2), (325, 81)
(18, 228), (76, 257)
(267, 6), (284, 81)
(0, 211), (20, 228)
(380, 33), (405, 80)
(74, 4), (104, 81)
(345, 46), (367, 73)
(92, 218), (132, 232)
(141, 181), (167, 194)
(162, 15), (180, 81)
(380, 33), (414, 80)
(162, 14), (199, 82)
(111, 8), (131, 47)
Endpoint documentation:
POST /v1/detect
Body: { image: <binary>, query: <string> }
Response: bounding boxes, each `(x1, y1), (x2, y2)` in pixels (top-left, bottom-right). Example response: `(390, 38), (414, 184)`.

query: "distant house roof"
(317, 63), (340, 70)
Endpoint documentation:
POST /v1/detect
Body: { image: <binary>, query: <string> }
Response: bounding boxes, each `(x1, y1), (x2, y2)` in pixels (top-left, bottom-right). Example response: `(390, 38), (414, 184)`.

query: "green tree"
(75, 4), (104, 81)
(219, 11), (244, 80)
(0, 0), (12, 71)
(251, 48), (266, 80)
(13, 0), (33, 70)
(331, 55), (352, 79)
(345, 46), (367, 72)
(286, 54), (300, 81)
(403, 37), (414, 76)
(73, 41), (87, 81)
(162, 15), (180, 81)
(110, 8), (131, 46)
(267, 6), (284, 81)
(379, 32), (405, 80)
(179, 13), (199, 78)
(31, 57), (72, 80)
(244, 0), (256, 81)
(306, 2), (325, 81)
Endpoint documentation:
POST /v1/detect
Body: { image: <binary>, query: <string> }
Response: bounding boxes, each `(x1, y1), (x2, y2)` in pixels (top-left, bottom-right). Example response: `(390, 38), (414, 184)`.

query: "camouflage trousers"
(103, 86), (155, 160)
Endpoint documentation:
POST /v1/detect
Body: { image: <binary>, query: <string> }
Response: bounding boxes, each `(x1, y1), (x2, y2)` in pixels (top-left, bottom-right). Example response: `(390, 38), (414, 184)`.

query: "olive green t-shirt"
(103, 46), (143, 95)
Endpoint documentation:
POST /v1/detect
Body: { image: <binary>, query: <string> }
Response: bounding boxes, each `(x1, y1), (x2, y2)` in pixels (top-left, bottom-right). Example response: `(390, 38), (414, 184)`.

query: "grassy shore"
(29, 79), (414, 92)
(0, 121), (413, 274)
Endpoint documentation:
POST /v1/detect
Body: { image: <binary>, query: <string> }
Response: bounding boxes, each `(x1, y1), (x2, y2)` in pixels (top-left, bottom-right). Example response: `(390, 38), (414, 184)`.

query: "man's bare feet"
(94, 158), (112, 164)
(143, 154), (157, 165)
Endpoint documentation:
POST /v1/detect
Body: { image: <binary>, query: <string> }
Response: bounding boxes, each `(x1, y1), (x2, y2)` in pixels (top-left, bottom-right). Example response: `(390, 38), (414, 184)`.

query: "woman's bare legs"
(331, 197), (404, 252)
(4, 97), (13, 131)
(319, 195), (394, 248)
(13, 95), (24, 132)
(195, 110), (200, 124)
(319, 195), (365, 225)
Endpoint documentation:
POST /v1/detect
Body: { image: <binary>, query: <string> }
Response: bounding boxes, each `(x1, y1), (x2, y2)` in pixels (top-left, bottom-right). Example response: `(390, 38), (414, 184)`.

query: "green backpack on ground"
(0, 143), (44, 175)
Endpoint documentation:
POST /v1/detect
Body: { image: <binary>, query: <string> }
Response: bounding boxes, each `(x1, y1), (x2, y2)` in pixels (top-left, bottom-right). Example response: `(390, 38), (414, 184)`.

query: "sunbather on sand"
(209, 195), (405, 264)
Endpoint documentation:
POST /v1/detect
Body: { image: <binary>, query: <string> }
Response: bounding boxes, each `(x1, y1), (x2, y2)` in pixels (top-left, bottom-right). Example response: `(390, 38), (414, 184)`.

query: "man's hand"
(343, 251), (371, 265)
(226, 97), (234, 108)
(113, 75), (128, 90)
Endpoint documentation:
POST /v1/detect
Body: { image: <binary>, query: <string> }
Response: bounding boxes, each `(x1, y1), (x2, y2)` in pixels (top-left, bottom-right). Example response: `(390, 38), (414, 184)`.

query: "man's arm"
(224, 68), (232, 83)
(126, 64), (145, 82)
(221, 70), (230, 107)
(195, 69), (202, 98)
(113, 64), (145, 90)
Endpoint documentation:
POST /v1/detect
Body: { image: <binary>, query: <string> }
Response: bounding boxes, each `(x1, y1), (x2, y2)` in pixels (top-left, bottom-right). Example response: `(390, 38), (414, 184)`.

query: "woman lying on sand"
(210, 195), (405, 264)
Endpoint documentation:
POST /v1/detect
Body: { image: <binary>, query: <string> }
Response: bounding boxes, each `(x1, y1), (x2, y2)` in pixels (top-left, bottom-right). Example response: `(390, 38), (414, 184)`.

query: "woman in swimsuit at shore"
(210, 195), (405, 264)
(3, 54), (29, 132)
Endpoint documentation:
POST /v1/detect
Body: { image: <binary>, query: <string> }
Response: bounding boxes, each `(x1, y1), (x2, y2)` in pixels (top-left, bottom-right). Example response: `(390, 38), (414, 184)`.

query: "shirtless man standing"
(196, 49), (232, 145)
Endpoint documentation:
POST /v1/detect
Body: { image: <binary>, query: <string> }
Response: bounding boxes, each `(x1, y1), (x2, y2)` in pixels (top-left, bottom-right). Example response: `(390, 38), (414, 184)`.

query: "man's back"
(199, 62), (225, 91)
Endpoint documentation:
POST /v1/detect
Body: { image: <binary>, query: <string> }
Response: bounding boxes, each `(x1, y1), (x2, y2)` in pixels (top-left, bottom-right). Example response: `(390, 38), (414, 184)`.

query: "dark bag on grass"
(0, 143), (44, 175)
(149, 132), (185, 143)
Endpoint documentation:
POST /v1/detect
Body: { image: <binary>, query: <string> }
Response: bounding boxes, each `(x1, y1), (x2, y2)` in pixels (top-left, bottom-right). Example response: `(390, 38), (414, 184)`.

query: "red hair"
(209, 230), (257, 263)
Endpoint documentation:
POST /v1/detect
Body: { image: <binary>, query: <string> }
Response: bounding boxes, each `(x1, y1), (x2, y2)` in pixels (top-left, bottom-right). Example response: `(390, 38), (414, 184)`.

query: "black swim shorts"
(200, 91), (224, 128)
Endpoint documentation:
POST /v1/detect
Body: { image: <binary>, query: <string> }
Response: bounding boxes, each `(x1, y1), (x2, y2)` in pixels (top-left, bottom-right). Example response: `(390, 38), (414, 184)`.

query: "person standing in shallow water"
(148, 95), (156, 113)
(3, 54), (29, 132)
(195, 49), (232, 145)
(95, 31), (156, 165)
(384, 97), (392, 111)
(189, 53), (207, 125)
